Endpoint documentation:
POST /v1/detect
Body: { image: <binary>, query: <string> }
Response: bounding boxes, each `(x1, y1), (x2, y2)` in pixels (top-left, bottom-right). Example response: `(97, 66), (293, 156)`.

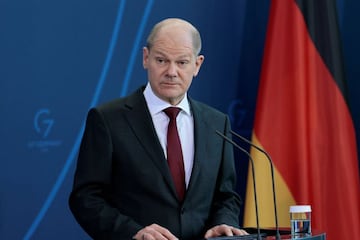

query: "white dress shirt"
(143, 83), (194, 187)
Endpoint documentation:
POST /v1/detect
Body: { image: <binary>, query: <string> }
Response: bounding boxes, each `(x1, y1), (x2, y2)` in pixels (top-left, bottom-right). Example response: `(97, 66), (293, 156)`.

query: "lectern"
(283, 232), (326, 240)
(250, 228), (326, 240)
(205, 229), (326, 240)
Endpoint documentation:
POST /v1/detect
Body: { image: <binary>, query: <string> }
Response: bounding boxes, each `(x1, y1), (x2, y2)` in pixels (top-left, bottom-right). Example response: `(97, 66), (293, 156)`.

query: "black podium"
(205, 228), (326, 240)
(256, 228), (326, 240)
(205, 231), (326, 240)
(254, 228), (325, 240)
(292, 232), (326, 240)
(269, 232), (326, 240)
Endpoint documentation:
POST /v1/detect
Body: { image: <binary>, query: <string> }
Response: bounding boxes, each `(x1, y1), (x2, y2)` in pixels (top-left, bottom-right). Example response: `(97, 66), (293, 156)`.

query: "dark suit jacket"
(69, 87), (241, 240)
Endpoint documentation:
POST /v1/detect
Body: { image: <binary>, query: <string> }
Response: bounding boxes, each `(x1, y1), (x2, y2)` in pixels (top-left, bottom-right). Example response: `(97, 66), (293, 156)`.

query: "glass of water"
(289, 205), (311, 238)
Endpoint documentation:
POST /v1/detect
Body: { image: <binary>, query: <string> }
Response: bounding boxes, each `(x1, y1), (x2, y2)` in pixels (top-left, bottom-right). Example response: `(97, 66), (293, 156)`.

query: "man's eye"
(178, 61), (189, 66)
(156, 58), (165, 64)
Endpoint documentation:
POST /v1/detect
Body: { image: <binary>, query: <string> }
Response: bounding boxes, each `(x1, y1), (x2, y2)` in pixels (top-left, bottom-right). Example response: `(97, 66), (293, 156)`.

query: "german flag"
(243, 1), (360, 240)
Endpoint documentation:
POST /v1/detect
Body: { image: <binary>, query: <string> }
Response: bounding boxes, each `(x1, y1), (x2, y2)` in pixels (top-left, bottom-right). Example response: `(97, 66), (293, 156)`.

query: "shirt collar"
(143, 82), (191, 116)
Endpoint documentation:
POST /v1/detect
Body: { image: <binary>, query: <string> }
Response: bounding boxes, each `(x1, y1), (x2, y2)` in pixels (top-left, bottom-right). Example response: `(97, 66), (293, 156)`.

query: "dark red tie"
(164, 107), (185, 201)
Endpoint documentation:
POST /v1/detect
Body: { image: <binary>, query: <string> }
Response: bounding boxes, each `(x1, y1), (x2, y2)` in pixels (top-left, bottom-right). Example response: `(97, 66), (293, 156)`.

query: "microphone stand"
(215, 131), (262, 240)
(230, 130), (281, 240)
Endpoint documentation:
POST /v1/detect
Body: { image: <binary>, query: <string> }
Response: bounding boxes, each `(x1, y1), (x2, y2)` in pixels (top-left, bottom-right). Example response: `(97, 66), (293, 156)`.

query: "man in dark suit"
(69, 18), (247, 240)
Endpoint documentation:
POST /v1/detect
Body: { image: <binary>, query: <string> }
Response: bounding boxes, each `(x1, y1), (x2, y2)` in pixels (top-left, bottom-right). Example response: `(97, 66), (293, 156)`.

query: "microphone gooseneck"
(230, 130), (280, 240)
(215, 130), (262, 240)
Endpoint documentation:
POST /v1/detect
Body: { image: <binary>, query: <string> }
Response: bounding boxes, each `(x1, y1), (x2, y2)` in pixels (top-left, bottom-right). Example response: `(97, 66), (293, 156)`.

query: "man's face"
(143, 27), (204, 105)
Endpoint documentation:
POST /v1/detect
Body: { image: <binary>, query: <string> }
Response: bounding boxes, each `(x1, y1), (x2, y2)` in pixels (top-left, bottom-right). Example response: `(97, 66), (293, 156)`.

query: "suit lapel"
(185, 100), (211, 198)
(123, 89), (177, 196)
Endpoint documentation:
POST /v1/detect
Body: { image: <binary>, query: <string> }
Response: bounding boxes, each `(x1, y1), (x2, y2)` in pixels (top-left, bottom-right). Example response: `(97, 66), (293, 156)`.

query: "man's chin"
(163, 94), (184, 105)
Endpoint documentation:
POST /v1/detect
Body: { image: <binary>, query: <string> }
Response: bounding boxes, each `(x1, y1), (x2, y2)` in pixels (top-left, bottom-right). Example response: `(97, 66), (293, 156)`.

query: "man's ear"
(143, 47), (149, 69)
(193, 55), (204, 77)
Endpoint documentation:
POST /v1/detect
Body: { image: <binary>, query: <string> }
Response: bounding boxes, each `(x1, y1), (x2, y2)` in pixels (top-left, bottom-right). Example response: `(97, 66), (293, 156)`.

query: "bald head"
(146, 18), (202, 56)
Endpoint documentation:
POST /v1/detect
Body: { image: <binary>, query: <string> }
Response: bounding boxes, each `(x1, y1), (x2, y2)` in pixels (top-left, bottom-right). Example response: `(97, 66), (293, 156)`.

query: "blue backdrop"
(1, 0), (358, 239)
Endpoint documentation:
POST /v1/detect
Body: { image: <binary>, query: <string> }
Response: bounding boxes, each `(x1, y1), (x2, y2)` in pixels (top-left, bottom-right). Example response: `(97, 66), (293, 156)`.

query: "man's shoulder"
(96, 86), (145, 113)
(97, 98), (126, 111)
(190, 98), (227, 118)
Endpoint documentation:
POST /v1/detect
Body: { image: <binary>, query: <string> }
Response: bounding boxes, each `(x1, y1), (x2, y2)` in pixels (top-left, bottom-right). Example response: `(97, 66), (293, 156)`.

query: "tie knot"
(164, 107), (181, 120)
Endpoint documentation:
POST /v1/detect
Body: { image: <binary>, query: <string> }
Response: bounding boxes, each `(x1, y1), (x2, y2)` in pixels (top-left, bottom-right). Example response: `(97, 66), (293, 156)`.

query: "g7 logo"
(34, 109), (54, 139)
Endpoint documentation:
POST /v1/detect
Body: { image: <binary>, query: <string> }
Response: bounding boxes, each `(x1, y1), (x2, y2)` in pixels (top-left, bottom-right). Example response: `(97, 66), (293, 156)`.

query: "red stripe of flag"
(244, 1), (360, 239)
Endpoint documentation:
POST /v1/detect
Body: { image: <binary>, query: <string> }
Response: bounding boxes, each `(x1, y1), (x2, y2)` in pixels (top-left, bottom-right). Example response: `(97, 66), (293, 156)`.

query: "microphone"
(215, 130), (262, 240)
(230, 130), (280, 240)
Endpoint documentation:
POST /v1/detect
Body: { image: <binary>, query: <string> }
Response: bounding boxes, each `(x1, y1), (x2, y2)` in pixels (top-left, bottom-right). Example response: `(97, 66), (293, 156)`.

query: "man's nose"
(166, 62), (178, 77)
